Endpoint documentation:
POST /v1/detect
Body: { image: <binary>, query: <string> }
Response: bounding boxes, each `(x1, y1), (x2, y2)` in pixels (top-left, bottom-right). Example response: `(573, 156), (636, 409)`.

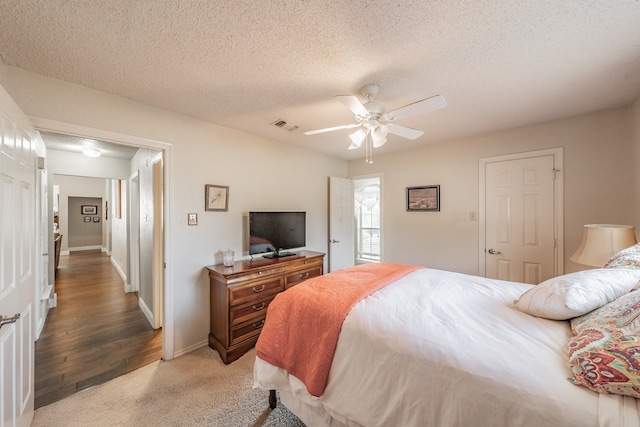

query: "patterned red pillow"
(568, 327), (640, 398)
(570, 288), (640, 335)
(603, 244), (640, 269)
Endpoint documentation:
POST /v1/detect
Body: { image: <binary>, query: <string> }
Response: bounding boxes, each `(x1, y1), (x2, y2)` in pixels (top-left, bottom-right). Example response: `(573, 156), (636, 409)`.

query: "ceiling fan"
(304, 84), (447, 156)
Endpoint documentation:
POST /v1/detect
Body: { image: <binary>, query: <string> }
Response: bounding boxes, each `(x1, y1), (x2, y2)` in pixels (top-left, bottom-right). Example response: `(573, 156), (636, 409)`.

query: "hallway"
(35, 250), (163, 408)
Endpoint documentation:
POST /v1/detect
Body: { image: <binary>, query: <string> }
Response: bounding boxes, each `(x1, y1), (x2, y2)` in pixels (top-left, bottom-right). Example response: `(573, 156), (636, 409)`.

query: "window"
(354, 178), (381, 262)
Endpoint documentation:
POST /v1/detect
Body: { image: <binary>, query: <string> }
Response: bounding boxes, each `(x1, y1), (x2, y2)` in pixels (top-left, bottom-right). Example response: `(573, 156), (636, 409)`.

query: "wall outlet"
(188, 213), (198, 226)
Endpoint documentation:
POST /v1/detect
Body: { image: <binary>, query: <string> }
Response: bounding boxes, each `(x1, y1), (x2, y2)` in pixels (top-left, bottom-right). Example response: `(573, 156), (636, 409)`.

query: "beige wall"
(349, 106), (637, 275)
(0, 65), (348, 356)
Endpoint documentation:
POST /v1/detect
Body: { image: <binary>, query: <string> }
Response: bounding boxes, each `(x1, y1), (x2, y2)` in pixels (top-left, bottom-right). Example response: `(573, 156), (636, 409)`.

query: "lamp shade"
(570, 224), (637, 267)
(348, 129), (367, 150)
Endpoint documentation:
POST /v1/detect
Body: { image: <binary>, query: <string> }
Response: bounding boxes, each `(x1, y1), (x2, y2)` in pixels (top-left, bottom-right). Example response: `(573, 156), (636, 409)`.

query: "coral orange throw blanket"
(255, 262), (421, 397)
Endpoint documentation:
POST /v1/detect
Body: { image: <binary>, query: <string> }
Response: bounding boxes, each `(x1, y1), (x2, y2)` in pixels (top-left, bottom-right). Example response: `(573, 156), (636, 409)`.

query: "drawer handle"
(299, 272), (309, 279)
(253, 320), (265, 329)
(252, 302), (265, 311)
(252, 284), (266, 293)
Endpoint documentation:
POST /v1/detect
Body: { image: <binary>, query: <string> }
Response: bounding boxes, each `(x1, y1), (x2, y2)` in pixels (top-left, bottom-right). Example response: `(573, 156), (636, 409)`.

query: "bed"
(253, 246), (640, 427)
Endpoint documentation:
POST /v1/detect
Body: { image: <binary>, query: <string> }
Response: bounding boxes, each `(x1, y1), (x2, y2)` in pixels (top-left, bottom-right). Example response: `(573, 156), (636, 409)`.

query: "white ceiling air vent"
(271, 119), (298, 131)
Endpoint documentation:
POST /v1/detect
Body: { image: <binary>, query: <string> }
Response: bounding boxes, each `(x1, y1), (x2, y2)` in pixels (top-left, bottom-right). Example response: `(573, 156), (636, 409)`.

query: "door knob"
(331, 239), (340, 244)
(0, 313), (20, 330)
(487, 248), (502, 255)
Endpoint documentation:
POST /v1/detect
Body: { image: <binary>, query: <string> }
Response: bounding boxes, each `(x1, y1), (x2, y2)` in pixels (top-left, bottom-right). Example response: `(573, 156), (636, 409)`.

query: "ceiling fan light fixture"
(304, 84), (447, 158)
(371, 125), (388, 148)
(349, 128), (367, 149)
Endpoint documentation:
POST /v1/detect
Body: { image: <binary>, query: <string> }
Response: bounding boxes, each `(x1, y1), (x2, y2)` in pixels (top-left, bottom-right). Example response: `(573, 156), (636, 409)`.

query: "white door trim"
(28, 117), (175, 360)
(479, 148), (564, 278)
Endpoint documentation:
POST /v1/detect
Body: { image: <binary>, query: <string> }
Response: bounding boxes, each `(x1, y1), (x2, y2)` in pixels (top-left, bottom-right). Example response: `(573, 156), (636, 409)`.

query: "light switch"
(188, 213), (198, 226)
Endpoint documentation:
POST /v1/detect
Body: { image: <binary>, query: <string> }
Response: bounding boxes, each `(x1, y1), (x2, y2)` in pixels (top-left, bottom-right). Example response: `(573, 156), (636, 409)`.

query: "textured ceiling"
(1, 1), (640, 161)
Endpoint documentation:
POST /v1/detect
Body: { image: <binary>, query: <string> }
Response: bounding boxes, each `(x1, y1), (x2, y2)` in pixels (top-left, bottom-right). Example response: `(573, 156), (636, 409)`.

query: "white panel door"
(0, 86), (36, 427)
(484, 155), (556, 284)
(328, 177), (354, 272)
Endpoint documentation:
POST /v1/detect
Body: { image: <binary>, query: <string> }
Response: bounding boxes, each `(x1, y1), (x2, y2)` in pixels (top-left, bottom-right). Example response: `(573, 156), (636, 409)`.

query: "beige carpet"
(32, 346), (305, 426)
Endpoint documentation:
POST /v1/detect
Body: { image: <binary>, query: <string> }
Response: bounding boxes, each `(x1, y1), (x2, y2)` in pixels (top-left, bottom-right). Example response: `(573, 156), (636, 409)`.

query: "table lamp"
(570, 224), (637, 267)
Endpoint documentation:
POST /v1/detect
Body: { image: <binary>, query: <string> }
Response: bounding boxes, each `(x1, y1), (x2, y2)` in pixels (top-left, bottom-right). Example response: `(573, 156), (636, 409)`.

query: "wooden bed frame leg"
(269, 389), (277, 409)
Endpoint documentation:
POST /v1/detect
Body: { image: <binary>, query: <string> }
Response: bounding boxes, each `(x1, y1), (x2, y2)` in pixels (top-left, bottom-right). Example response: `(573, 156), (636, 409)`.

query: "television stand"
(205, 250), (325, 363)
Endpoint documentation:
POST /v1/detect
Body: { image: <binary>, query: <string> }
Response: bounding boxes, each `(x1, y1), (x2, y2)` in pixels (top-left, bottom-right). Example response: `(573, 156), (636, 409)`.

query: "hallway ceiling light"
(82, 147), (101, 157)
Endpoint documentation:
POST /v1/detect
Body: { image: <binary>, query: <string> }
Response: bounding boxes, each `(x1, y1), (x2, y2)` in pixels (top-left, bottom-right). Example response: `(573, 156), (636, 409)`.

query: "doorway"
(34, 125), (169, 406)
(32, 117), (174, 362)
(328, 174), (383, 272)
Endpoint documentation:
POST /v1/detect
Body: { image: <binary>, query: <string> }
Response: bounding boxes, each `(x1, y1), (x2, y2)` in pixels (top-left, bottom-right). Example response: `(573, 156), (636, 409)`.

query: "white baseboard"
(68, 245), (102, 252)
(110, 257), (127, 283)
(139, 296), (154, 328)
(173, 340), (209, 358)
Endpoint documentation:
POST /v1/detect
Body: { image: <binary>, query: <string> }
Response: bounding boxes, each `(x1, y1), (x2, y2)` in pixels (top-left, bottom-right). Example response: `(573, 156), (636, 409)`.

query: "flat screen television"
(248, 211), (306, 258)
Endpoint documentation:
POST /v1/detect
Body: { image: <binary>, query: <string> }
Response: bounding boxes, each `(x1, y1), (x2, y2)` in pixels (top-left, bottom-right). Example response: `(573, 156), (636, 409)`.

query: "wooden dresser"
(206, 250), (325, 364)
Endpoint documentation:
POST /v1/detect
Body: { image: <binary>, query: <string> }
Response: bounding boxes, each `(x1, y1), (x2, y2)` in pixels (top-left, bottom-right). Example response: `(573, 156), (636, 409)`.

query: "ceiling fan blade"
(387, 124), (424, 140)
(335, 95), (369, 117)
(387, 95), (447, 120)
(304, 123), (360, 136)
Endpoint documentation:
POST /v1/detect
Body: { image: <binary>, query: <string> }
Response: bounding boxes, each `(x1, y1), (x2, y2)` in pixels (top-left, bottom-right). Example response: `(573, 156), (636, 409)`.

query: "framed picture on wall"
(82, 205), (98, 215)
(205, 184), (229, 212)
(93, 216), (100, 223)
(83, 216), (91, 222)
(406, 185), (440, 212)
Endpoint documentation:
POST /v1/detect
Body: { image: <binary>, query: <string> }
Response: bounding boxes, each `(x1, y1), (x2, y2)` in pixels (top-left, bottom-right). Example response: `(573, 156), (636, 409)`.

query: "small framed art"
(407, 185), (440, 212)
(205, 184), (229, 212)
(82, 205), (98, 215)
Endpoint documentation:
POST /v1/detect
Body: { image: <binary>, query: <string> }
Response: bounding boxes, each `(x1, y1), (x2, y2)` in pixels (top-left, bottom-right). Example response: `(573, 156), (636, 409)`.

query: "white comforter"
(254, 268), (640, 427)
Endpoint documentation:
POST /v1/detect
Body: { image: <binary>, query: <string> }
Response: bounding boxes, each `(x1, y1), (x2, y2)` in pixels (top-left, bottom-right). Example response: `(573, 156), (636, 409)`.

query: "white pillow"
(513, 269), (640, 320)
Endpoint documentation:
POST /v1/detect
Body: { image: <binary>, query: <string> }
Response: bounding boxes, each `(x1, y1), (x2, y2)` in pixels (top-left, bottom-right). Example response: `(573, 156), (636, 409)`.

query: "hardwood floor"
(35, 250), (162, 408)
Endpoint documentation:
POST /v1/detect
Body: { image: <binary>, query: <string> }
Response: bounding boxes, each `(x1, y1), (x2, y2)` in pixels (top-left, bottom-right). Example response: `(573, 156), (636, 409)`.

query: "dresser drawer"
(230, 294), (276, 326)
(229, 277), (283, 306)
(225, 266), (285, 285)
(285, 265), (323, 289)
(230, 316), (266, 346)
